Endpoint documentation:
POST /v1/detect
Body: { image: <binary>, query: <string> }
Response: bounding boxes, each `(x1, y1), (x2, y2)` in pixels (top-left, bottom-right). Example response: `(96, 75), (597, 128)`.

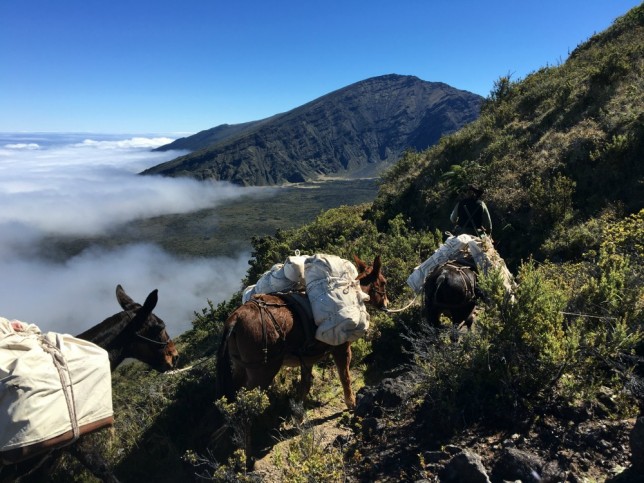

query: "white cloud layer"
(0, 134), (262, 336)
(0, 243), (250, 335)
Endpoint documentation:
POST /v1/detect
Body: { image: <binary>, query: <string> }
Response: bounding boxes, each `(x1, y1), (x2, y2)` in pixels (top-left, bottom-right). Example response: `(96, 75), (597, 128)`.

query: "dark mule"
(424, 261), (478, 332)
(216, 255), (388, 410)
(1, 285), (179, 483)
(77, 284), (179, 371)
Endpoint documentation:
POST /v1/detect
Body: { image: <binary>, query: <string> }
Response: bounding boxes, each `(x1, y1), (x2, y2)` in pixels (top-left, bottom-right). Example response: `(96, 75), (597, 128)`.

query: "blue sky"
(1, 0), (640, 134)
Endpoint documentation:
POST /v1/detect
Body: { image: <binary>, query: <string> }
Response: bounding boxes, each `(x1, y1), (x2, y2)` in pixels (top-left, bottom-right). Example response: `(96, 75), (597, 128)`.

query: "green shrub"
(199, 388), (271, 479)
(273, 418), (346, 482)
(178, 295), (241, 363)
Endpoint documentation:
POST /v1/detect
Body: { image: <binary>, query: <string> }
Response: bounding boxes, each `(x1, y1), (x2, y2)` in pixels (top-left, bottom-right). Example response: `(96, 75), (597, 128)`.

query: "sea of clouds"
(0, 133), (266, 336)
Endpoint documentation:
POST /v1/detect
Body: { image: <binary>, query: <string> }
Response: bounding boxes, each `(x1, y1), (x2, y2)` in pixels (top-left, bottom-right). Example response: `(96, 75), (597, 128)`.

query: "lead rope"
(38, 335), (80, 447)
(382, 293), (419, 313)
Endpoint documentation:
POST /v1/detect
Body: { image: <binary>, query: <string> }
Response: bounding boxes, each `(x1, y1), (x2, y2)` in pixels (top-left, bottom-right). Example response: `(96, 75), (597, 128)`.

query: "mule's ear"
(116, 284), (137, 311)
(353, 254), (368, 272)
(372, 255), (382, 274)
(142, 289), (158, 314)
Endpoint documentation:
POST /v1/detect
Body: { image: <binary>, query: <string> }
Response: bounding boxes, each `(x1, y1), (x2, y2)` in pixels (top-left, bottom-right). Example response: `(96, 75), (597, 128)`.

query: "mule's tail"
(433, 267), (473, 306)
(215, 317), (237, 401)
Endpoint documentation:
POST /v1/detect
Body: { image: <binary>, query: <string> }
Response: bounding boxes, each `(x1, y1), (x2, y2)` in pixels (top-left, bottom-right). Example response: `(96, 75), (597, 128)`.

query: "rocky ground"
(349, 376), (643, 482)
(249, 372), (644, 482)
(352, 380), (640, 482)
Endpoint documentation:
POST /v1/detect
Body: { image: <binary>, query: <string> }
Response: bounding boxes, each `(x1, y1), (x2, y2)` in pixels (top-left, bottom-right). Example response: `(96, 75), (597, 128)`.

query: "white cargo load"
(406, 234), (475, 293)
(0, 318), (113, 462)
(283, 254), (308, 284)
(467, 237), (516, 297)
(304, 254), (370, 346)
(242, 252), (371, 345)
(406, 234), (516, 298)
(242, 262), (302, 303)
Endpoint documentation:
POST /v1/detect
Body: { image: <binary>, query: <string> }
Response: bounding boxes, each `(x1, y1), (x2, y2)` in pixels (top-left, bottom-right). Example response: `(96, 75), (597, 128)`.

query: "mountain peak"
(144, 75), (482, 185)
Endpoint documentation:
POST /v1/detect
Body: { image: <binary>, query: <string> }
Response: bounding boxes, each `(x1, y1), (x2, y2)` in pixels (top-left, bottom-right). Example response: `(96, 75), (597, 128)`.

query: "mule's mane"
(76, 310), (135, 349)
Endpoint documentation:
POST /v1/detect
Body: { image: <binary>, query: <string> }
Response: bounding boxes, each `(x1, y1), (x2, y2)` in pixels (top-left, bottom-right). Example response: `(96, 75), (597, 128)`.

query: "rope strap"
(37, 335), (80, 448)
(383, 293), (419, 313)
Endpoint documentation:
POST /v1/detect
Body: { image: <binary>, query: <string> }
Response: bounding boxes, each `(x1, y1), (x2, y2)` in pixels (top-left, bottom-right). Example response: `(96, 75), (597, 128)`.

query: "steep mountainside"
(142, 74), (482, 185)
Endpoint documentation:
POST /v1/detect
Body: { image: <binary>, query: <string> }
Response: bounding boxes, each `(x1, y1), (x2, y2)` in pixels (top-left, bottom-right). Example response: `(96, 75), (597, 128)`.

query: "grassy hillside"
(370, 6), (643, 267)
(45, 6), (643, 482)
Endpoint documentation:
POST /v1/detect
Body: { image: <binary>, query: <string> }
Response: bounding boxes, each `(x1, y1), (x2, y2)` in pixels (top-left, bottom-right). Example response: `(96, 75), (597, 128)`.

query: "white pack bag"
(0, 318), (113, 462)
(242, 284), (258, 303)
(304, 254), (370, 345)
(406, 234), (475, 293)
(255, 263), (298, 294)
(283, 255), (308, 284)
(242, 254), (309, 303)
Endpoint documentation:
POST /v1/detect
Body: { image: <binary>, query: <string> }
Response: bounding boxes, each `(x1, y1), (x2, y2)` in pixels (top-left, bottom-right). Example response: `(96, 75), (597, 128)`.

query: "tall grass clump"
(272, 403), (346, 482)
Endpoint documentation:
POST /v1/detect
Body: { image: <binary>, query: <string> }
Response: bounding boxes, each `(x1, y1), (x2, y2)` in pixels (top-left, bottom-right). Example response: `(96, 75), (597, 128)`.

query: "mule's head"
(116, 285), (179, 372)
(353, 254), (388, 310)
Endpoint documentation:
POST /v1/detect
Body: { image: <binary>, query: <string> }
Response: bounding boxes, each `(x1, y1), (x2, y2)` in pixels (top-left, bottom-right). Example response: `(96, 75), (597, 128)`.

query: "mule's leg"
(460, 302), (477, 331)
(427, 306), (442, 329)
(244, 360), (282, 392)
(464, 312), (476, 331)
(449, 303), (476, 341)
(298, 361), (314, 401)
(331, 343), (356, 410)
(230, 361), (248, 396)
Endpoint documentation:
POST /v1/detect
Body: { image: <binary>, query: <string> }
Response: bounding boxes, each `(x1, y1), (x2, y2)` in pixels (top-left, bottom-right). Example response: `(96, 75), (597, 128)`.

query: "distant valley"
(45, 178), (379, 260)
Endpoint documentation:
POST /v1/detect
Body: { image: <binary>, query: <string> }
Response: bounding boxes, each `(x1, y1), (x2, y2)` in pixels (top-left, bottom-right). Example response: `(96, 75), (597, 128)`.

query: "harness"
(249, 297), (288, 364)
(228, 293), (326, 369)
(431, 262), (476, 309)
(455, 199), (486, 237)
(136, 332), (170, 347)
(121, 309), (171, 348)
(462, 203), (484, 238)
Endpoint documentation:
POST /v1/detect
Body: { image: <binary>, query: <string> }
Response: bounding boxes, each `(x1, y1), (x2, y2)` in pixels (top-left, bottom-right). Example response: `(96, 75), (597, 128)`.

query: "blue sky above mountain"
(1, 0), (640, 133)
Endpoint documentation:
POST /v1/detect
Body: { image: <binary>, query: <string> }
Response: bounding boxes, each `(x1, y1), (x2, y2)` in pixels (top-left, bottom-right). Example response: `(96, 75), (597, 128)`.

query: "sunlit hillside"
(41, 5), (643, 483)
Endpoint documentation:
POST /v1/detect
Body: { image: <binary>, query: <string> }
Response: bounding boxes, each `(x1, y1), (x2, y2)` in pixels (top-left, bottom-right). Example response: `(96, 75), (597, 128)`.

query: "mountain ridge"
(142, 74), (482, 185)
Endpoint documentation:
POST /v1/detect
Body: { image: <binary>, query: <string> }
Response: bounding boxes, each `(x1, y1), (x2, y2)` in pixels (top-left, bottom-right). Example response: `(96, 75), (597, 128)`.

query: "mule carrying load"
(407, 234), (515, 297)
(0, 318), (113, 464)
(242, 253), (371, 346)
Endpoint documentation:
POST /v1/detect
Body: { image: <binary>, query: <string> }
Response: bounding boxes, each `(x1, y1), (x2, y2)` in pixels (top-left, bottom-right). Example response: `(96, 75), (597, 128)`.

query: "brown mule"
(215, 255), (388, 410)
(1, 285), (179, 483)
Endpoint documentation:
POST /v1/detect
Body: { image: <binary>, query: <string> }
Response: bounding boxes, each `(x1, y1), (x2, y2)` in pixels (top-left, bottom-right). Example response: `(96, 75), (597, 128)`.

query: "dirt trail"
(252, 369), (357, 481)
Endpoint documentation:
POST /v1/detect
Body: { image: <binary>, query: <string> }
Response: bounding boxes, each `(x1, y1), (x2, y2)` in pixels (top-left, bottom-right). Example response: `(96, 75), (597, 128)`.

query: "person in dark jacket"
(450, 185), (492, 237)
